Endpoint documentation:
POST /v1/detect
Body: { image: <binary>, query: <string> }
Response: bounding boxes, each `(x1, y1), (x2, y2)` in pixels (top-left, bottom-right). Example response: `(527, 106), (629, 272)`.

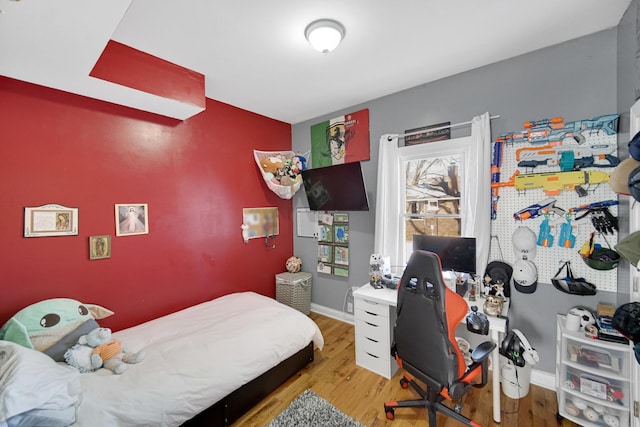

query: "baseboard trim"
(310, 302), (557, 390)
(530, 369), (555, 390)
(310, 302), (353, 325)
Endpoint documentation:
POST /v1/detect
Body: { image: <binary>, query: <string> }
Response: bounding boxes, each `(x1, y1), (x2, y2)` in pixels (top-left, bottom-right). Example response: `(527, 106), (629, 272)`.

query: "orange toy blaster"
(491, 170), (610, 196)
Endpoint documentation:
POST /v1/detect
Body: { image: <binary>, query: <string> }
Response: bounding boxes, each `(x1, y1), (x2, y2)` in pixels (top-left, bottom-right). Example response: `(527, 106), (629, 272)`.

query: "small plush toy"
(63, 327), (110, 373)
(292, 155), (307, 173)
(260, 156), (284, 175)
(64, 327), (145, 375)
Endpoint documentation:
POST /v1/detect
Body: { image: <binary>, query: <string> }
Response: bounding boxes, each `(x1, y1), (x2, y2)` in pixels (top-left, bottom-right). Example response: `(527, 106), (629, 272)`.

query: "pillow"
(0, 340), (81, 425)
(43, 319), (99, 362)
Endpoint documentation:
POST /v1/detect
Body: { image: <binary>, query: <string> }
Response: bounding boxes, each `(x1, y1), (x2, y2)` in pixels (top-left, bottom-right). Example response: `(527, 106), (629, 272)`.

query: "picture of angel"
(115, 204), (148, 236)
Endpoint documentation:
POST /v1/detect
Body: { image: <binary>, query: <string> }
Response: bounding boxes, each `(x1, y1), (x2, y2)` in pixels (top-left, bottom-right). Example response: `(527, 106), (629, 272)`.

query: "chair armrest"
(470, 341), (496, 364)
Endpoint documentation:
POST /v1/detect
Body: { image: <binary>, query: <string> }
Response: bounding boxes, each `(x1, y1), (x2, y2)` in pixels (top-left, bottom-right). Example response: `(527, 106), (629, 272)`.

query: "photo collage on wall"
(317, 213), (350, 277)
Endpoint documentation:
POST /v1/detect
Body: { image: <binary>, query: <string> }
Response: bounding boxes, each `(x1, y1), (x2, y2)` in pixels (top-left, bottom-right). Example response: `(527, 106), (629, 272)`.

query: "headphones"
(499, 329), (539, 367)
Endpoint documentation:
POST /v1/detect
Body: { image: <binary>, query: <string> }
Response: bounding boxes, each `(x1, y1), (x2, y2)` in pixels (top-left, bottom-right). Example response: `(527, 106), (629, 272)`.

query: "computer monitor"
(412, 235), (477, 275)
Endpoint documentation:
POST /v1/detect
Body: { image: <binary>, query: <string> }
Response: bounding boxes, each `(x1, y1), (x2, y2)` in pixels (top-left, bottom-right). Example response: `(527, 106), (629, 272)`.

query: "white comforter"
(72, 292), (324, 426)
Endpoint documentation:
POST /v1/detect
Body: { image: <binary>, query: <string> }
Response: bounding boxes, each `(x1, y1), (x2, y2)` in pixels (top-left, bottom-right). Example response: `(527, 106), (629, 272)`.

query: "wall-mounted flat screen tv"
(412, 235), (477, 275)
(301, 162), (370, 211)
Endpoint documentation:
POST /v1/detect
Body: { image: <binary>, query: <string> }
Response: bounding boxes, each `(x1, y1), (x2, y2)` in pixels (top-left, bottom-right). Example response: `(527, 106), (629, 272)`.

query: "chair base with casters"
(383, 250), (496, 427)
(384, 341), (495, 426)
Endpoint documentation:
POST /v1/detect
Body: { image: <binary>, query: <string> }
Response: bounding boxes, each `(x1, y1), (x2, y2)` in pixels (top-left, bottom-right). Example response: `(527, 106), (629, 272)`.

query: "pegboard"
(490, 114), (620, 293)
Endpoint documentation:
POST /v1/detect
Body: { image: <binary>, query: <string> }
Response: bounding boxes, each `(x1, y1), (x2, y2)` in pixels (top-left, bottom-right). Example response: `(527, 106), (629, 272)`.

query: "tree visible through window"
(402, 151), (464, 263)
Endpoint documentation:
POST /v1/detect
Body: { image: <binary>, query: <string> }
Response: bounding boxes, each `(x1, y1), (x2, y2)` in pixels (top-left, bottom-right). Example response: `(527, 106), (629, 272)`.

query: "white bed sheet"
(72, 292), (324, 427)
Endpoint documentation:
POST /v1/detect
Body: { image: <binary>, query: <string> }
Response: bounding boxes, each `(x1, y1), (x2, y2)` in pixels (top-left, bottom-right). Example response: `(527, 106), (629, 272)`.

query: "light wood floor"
(233, 313), (579, 427)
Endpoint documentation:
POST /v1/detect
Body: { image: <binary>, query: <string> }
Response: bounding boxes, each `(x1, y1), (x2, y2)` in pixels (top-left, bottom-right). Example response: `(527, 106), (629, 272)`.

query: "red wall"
(0, 76), (293, 331)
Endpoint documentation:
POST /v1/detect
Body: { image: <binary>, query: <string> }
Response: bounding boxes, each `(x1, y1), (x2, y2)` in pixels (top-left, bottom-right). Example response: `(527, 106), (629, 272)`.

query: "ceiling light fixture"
(305, 19), (345, 54)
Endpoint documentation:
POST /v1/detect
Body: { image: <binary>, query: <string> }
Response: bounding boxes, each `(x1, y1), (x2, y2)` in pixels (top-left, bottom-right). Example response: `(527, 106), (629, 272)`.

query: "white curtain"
(374, 114), (492, 276)
(466, 112), (492, 277)
(374, 135), (402, 266)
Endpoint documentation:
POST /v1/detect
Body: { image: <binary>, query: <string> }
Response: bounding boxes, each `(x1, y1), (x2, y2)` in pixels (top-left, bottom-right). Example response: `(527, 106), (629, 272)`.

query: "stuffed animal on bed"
(0, 298), (114, 362)
(64, 327), (145, 374)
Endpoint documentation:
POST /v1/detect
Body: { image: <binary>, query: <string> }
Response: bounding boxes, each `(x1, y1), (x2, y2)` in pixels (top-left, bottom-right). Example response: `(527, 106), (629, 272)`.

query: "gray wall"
(292, 27), (626, 375)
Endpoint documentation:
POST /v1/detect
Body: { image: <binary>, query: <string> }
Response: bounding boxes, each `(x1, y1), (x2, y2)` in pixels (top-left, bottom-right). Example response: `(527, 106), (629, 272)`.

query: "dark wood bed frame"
(182, 341), (315, 427)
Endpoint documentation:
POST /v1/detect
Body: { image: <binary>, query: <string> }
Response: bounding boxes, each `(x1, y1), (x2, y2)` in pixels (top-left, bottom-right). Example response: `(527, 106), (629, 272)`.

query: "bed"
(0, 292), (324, 427)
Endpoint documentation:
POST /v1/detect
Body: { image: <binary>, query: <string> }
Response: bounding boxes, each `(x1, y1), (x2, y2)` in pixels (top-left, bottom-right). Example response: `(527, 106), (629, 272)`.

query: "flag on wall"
(310, 108), (370, 168)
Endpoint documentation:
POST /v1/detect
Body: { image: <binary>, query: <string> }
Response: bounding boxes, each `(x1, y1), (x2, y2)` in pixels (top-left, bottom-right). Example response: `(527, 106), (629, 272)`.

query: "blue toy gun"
(537, 218), (554, 247)
(558, 219), (576, 248)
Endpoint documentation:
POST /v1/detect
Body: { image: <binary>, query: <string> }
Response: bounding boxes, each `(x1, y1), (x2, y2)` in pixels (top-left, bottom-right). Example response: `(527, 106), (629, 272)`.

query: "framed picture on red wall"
(24, 203), (78, 237)
(115, 204), (149, 236)
(89, 235), (111, 260)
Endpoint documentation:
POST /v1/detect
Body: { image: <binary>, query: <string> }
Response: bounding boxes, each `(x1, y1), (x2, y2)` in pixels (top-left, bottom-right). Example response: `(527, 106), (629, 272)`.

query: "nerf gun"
(492, 170), (610, 196)
(498, 114), (619, 146)
(570, 200), (619, 234)
(537, 217), (554, 247)
(513, 197), (564, 221)
(516, 144), (620, 170)
(558, 218), (576, 248)
(490, 140), (504, 220)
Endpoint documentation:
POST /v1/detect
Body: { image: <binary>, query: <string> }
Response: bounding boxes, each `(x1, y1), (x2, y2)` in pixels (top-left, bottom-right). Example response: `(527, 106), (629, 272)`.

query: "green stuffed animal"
(0, 298), (114, 361)
(64, 327), (145, 374)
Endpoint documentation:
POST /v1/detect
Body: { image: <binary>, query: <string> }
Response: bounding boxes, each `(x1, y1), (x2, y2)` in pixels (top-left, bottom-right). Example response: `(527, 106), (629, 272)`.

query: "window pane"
(403, 154), (462, 262)
(404, 156), (461, 215)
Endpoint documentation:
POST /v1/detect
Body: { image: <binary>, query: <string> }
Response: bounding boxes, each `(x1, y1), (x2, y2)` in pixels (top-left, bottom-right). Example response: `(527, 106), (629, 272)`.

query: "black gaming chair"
(384, 250), (496, 426)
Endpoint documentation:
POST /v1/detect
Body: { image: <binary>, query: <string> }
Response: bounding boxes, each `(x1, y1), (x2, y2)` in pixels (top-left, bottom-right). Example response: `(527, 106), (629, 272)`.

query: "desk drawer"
(355, 307), (387, 328)
(355, 318), (388, 343)
(354, 297), (389, 317)
(356, 346), (391, 378)
(356, 332), (390, 357)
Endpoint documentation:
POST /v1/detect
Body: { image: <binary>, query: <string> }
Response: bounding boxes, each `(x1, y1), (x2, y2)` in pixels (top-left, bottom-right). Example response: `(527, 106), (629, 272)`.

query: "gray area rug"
(266, 389), (365, 427)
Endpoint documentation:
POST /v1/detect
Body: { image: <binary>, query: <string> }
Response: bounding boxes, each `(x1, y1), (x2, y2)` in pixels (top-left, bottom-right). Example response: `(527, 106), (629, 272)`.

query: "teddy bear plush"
(64, 327), (145, 374)
(260, 156), (284, 176)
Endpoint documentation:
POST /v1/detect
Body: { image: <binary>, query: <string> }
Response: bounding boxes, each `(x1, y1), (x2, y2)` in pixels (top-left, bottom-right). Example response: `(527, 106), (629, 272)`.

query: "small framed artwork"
(242, 207), (279, 239)
(333, 266), (349, 277)
(333, 213), (349, 223)
(334, 225), (349, 243)
(115, 204), (149, 236)
(24, 204), (78, 237)
(317, 261), (332, 274)
(334, 246), (349, 266)
(318, 244), (332, 263)
(89, 235), (111, 260)
(318, 225), (333, 242)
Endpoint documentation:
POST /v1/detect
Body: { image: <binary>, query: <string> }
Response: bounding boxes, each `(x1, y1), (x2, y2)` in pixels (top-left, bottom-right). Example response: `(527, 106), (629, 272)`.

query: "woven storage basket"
(254, 150), (309, 200)
(275, 272), (312, 315)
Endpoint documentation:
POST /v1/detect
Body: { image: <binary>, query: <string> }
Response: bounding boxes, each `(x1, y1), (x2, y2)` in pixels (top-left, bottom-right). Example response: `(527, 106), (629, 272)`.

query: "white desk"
(353, 284), (508, 424)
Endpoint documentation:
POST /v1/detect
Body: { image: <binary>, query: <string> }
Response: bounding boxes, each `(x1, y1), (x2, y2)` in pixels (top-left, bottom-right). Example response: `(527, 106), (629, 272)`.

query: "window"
(398, 136), (474, 264)
(375, 115), (491, 276)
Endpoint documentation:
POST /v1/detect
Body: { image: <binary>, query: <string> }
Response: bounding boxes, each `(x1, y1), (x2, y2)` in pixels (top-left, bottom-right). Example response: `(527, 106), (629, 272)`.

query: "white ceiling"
(0, 0), (631, 124)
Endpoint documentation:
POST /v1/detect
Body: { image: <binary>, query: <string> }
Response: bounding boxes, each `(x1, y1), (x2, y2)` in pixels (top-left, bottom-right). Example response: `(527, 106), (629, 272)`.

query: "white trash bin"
(500, 356), (532, 399)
